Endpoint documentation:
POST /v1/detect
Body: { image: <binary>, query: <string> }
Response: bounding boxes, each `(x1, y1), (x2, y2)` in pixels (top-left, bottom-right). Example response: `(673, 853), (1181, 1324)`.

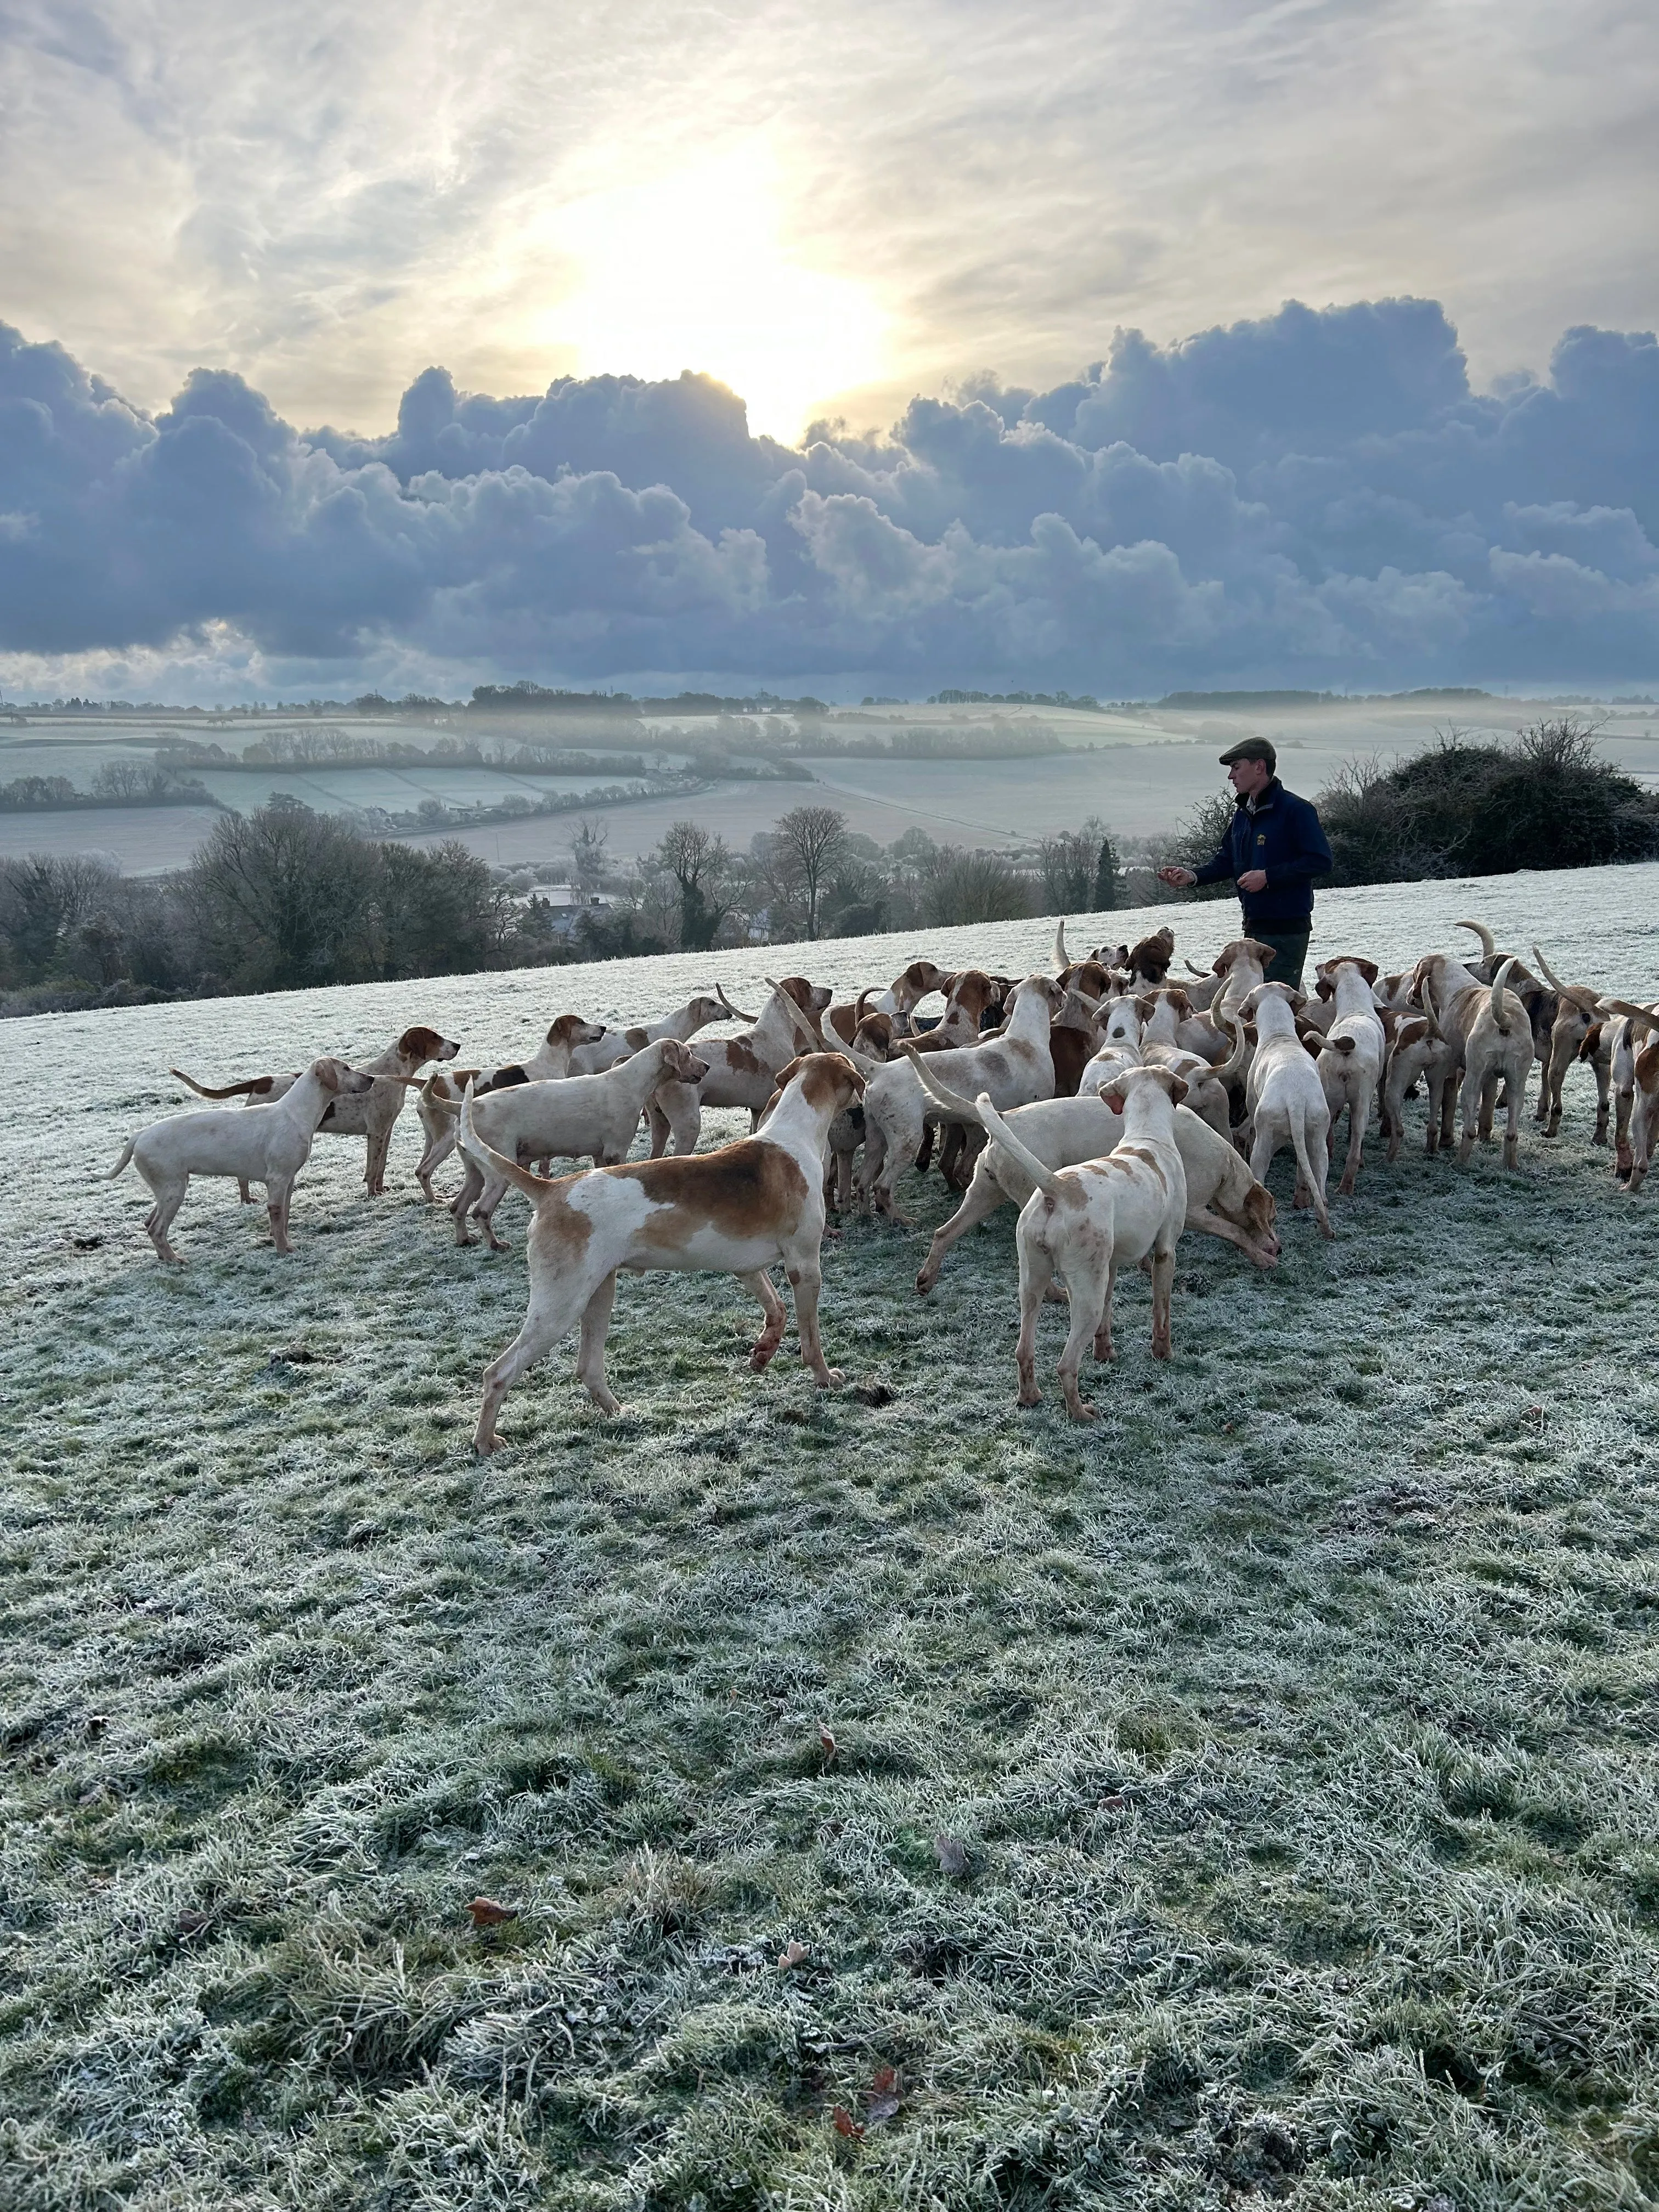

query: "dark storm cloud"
(2, 298), (1656, 692)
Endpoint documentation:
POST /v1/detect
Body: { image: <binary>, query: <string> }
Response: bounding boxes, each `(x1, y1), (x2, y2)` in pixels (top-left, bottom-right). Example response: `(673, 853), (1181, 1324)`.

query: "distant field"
(5, 698), (1657, 874)
(4, 864), (1659, 2209)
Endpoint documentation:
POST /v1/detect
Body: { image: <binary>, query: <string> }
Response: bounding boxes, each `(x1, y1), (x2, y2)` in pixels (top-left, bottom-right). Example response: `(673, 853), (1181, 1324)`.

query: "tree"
(0, 854), (117, 976)
(183, 797), (379, 989)
(569, 814), (610, 895)
(1092, 828), (1122, 910)
(919, 845), (1031, 926)
(653, 820), (736, 951)
(770, 804), (847, 939)
(1037, 815), (1119, 913)
(375, 840), (501, 977)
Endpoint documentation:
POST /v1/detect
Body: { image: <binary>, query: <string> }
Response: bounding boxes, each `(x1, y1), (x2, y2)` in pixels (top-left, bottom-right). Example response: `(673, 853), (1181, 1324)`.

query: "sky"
(1, 0), (1656, 701)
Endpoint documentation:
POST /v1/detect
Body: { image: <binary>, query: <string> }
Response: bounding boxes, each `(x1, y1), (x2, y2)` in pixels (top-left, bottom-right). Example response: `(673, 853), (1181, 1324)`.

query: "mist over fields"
(3, 297), (1657, 708)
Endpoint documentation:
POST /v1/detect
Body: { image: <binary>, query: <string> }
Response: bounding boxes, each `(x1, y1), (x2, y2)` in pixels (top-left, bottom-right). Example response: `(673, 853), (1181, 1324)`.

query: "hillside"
(4, 865), (1658, 2210)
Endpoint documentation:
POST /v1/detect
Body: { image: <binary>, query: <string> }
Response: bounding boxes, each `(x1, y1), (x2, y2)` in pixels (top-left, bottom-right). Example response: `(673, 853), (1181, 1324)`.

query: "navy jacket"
(1193, 779), (1333, 928)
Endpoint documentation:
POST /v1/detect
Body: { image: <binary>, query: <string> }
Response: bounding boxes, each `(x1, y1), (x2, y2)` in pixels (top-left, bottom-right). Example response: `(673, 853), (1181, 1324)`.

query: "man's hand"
(1237, 868), (1268, 894)
(1157, 866), (1196, 888)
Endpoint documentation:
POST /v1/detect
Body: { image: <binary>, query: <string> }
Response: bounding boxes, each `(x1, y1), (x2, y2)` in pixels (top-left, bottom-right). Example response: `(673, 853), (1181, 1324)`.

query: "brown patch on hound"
(632, 1140), (812, 1249)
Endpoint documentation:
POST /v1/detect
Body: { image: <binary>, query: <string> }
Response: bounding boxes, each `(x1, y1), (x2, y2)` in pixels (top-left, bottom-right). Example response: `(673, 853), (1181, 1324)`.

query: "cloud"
(1, 297), (1657, 698)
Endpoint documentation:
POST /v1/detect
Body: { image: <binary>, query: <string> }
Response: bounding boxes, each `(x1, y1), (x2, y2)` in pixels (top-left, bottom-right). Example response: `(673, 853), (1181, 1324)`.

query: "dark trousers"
(1246, 925), (1311, 991)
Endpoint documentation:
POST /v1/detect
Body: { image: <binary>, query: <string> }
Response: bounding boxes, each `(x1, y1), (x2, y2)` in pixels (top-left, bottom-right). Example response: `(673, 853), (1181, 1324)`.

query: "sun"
(541, 139), (887, 444)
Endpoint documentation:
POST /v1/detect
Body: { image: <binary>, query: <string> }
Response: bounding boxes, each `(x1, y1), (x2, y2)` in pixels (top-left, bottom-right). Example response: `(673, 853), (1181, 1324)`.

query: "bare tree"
(568, 814), (610, 895)
(770, 804), (847, 939)
(919, 845), (1031, 926)
(653, 820), (736, 951)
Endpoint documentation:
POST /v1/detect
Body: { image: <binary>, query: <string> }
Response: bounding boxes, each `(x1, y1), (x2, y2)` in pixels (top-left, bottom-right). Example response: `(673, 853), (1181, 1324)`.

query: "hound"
(1182, 937), (1277, 1022)
(830, 961), (949, 1042)
(643, 976), (832, 1153)
(413, 1017), (605, 1198)
(459, 1051), (865, 1448)
(444, 1040), (711, 1249)
(977, 1065), (1189, 1420)
(107, 1059), (377, 1262)
(1598, 1000), (1659, 1182)
(172, 1024), (460, 1198)
(1379, 1009), (1459, 1160)
(1314, 957), (1386, 1194)
(1233, 983), (1333, 1235)
(909, 1057), (1277, 1293)
(566, 991), (737, 1077)
(859, 975), (1065, 1222)
(1415, 953), (1533, 1169)
(1532, 948), (1612, 1141)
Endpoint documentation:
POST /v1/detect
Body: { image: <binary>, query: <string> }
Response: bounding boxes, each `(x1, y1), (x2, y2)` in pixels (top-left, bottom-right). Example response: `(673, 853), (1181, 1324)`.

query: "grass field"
(4, 868), (1659, 2209)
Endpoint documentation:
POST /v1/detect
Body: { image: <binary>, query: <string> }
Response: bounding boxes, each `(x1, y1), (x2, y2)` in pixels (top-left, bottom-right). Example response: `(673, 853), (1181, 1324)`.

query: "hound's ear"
(1355, 958), (1379, 984)
(1103, 1090), (1127, 1115)
(841, 1057), (867, 1100)
(774, 1056), (805, 1087)
(1168, 1075), (1189, 1105)
(318, 1058), (341, 1091)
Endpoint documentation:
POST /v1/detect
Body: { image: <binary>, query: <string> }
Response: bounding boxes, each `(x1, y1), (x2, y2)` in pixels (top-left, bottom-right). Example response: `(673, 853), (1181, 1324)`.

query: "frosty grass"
(4, 862), (1659, 2209)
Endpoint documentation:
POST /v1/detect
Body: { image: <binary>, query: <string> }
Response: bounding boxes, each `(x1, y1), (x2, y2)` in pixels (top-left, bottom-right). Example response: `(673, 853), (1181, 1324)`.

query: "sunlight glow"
(541, 141), (888, 444)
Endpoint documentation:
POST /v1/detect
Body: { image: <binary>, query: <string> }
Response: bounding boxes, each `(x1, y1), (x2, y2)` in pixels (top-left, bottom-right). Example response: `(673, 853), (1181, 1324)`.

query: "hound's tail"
(457, 1083), (553, 1200)
(170, 1066), (263, 1099)
(905, 1047), (982, 1124)
(1491, 957), (1519, 1036)
(1288, 1107), (1326, 1218)
(104, 1137), (136, 1181)
(1053, 917), (1070, 972)
(1456, 918), (1498, 960)
(974, 1092), (1064, 1198)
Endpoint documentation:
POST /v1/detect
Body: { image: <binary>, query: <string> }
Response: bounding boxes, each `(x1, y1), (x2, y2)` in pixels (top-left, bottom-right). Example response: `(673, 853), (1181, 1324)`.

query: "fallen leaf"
(466, 1896), (519, 1929)
(175, 1908), (212, 1939)
(84, 1713), (109, 1737)
(853, 1381), (895, 1407)
(934, 1832), (968, 1877)
(777, 1939), (809, 1968)
(866, 2062), (901, 2126)
(819, 1725), (839, 1768)
(832, 2105), (864, 2141)
(1099, 1793), (1127, 1812)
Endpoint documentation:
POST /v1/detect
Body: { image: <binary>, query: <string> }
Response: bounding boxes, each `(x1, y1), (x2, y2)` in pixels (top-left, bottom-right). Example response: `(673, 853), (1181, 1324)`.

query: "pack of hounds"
(105, 919), (1659, 1443)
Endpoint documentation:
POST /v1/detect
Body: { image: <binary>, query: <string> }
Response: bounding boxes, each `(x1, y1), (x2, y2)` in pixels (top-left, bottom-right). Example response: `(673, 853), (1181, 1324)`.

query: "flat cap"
(1217, 736), (1277, 773)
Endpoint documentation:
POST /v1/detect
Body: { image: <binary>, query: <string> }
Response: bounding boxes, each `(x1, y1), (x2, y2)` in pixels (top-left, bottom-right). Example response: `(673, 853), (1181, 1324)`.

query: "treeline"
(0, 802), (552, 1012)
(0, 764), (217, 811)
(601, 811), (1123, 953)
(0, 799), (1126, 1012)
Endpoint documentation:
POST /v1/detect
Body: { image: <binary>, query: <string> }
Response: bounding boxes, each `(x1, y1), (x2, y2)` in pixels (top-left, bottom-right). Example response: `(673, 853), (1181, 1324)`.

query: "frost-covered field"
(5, 866), (1659, 2210)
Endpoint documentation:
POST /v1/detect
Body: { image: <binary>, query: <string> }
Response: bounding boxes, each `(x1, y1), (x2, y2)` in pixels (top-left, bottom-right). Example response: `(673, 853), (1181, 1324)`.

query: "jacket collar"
(1243, 777), (1282, 816)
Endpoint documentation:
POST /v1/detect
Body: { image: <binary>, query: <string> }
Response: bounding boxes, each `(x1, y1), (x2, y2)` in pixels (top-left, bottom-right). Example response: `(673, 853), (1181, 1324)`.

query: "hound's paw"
(814, 1367), (844, 1390)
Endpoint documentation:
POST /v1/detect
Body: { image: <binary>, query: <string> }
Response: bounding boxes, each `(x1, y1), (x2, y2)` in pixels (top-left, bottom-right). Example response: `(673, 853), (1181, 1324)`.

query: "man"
(1156, 737), (1331, 989)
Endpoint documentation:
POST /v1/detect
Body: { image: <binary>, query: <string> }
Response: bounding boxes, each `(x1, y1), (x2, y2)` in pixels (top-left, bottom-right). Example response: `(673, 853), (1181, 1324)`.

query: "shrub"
(1319, 719), (1659, 884)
